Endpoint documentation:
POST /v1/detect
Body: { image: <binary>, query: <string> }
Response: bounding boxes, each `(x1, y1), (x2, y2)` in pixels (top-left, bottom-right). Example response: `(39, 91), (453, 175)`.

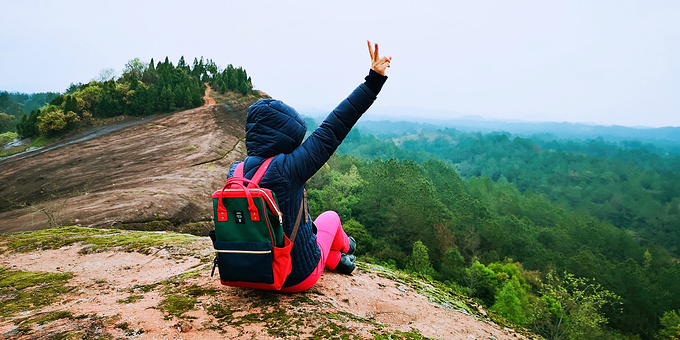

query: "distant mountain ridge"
(303, 107), (680, 148)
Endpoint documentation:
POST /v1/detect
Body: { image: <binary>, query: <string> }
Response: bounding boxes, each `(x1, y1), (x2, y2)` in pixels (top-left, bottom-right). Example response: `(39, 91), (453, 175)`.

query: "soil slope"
(0, 91), (256, 234)
(0, 227), (531, 340)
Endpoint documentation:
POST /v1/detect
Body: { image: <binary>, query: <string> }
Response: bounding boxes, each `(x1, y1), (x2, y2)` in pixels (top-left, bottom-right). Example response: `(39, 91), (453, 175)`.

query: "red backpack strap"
(248, 157), (274, 187)
(234, 162), (245, 178)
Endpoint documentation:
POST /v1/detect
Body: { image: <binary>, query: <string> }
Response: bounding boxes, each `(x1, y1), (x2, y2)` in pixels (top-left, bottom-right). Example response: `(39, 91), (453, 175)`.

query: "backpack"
(209, 157), (305, 291)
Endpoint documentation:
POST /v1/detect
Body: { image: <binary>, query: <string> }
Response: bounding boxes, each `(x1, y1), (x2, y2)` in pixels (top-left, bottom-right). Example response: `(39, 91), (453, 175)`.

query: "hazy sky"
(1, 0), (679, 127)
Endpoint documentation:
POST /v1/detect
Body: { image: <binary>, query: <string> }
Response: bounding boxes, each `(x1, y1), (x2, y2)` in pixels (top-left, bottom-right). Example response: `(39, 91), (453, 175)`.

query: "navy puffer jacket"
(230, 70), (387, 287)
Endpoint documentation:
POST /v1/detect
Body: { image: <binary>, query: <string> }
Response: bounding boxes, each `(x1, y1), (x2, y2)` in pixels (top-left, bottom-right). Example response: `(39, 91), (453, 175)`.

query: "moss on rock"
(0, 226), (198, 255)
(0, 267), (74, 318)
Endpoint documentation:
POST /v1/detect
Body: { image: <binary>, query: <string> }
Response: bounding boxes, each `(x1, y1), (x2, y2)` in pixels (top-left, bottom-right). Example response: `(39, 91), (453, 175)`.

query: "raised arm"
(368, 40), (392, 76)
(286, 41), (391, 183)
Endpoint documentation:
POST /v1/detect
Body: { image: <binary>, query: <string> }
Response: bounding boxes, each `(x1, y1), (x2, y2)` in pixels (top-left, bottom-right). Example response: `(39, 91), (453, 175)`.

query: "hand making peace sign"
(367, 40), (391, 76)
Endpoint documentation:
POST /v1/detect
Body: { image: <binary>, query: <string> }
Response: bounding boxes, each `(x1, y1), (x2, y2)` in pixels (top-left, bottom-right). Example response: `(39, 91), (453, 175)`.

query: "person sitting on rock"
(231, 40), (391, 292)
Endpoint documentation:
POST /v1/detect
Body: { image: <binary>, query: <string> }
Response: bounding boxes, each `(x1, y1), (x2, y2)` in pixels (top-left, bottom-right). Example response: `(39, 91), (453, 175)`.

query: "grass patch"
(117, 282), (161, 304)
(114, 321), (144, 337)
(184, 284), (217, 297)
(311, 321), (354, 340)
(17, 310), (74, 326)
(116, 294), (144, 304)
(131, 283), (158, 293)
(371, 328), (434, 340)
(291, 295), (316, 307)
(0, 133), (59, 158)
(242, 289), (280, 308)
(207, 299), (300, 337)
(0, 267), (74, 318)
(156, 278), (218, 319)
(364, 263), (476, 316)
(0, 226), (103, 253)
(0, 226), (198, 255)
(0, 144), (29, 157)
(30, 135), (58, 147)
(53, 331), (88, 339)
(112, 220), (212, 237)
(158, 294), (197, 318)
(328, 310), (374, 325)
(260, 308), (299, 337)
(206, 303), (233, 320)
(178, 270), (202, 280)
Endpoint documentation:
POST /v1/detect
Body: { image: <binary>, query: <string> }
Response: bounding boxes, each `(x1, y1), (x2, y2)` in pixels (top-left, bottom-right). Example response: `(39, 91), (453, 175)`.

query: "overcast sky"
(1, 0), (679, 127)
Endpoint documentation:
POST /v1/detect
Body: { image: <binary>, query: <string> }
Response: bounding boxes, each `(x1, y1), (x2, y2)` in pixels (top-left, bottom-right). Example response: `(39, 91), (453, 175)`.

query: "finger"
(367, 40), (374, 59)
(374, 43), (379, 61)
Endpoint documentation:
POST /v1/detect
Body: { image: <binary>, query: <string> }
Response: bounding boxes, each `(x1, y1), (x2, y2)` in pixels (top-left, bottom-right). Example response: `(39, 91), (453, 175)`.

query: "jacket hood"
(245, 99), (307, 157)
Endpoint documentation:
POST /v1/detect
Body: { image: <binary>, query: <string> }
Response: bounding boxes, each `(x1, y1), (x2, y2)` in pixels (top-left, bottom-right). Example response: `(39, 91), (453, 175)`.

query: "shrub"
(0, 112), (14, 133)
(0, 131), (18, 145)
(37, 109), (79, 135)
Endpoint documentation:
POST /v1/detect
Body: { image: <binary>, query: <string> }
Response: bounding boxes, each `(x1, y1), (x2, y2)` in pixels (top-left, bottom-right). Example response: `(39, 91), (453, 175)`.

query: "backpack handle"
(216, 179), (260, 222)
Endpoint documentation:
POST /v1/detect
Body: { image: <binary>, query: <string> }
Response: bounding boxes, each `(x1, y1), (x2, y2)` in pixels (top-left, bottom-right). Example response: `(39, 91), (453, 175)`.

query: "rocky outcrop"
(0, 227), (532, 339)
(0, 98), (255, 234)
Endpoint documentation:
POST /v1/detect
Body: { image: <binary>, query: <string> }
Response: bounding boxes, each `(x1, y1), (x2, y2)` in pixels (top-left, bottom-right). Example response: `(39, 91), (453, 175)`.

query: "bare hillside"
(0, 93), (257, 234)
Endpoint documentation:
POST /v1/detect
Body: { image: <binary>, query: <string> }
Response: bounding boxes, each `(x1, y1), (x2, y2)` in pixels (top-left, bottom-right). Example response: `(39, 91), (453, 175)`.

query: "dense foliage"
(12, 57), (254, 140)
(307, 154), (680, 339)
(332, 125), (680, 260)
(0, 91), (59, 133)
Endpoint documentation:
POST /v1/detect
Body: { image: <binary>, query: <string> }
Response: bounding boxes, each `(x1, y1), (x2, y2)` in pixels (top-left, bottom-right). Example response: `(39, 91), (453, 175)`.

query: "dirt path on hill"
(0, 237), (531, 340)
(203, 84), (216, 105)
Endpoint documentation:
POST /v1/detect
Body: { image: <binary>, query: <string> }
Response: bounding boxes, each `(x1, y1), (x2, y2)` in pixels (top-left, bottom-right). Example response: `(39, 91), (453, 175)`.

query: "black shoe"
(336, 254), (356, 275)
(347, 237), (356, 255)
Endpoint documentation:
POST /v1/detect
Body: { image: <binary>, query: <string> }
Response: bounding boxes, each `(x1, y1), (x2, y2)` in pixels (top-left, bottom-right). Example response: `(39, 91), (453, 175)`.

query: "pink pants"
(279, 211), (349, 293)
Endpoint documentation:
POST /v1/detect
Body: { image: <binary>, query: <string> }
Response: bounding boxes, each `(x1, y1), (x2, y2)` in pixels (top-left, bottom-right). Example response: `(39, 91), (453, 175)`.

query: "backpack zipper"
(215, 249), (272, 254)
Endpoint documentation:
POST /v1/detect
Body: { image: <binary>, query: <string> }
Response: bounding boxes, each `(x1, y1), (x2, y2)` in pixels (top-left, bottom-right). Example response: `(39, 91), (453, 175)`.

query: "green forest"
(301, 121), (680, 339)
(335, 125), (680, 258)
(0, 56), (254, 144)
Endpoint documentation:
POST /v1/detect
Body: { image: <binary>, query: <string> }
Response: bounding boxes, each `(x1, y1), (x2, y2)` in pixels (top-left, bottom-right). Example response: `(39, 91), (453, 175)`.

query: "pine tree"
(142, 58), (158, 85)
(185, 87), (193, 108)
(17, 109), (40, 138)
(406, 240), (436, 277)
(178, 56), (188, 70)
(128, 85), (146, 116)
(62, 95), (78, 115)
(160, 85), (171, 111)
(173, 84), (185, 108)
(657, 310), (680, 340)
(492, 279), (528, 325)
(439, 248), (465, 283)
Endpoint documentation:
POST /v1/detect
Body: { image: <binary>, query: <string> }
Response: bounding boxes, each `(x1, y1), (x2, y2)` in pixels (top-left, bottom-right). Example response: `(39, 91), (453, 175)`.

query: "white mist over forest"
(1, 0), (679, 127)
